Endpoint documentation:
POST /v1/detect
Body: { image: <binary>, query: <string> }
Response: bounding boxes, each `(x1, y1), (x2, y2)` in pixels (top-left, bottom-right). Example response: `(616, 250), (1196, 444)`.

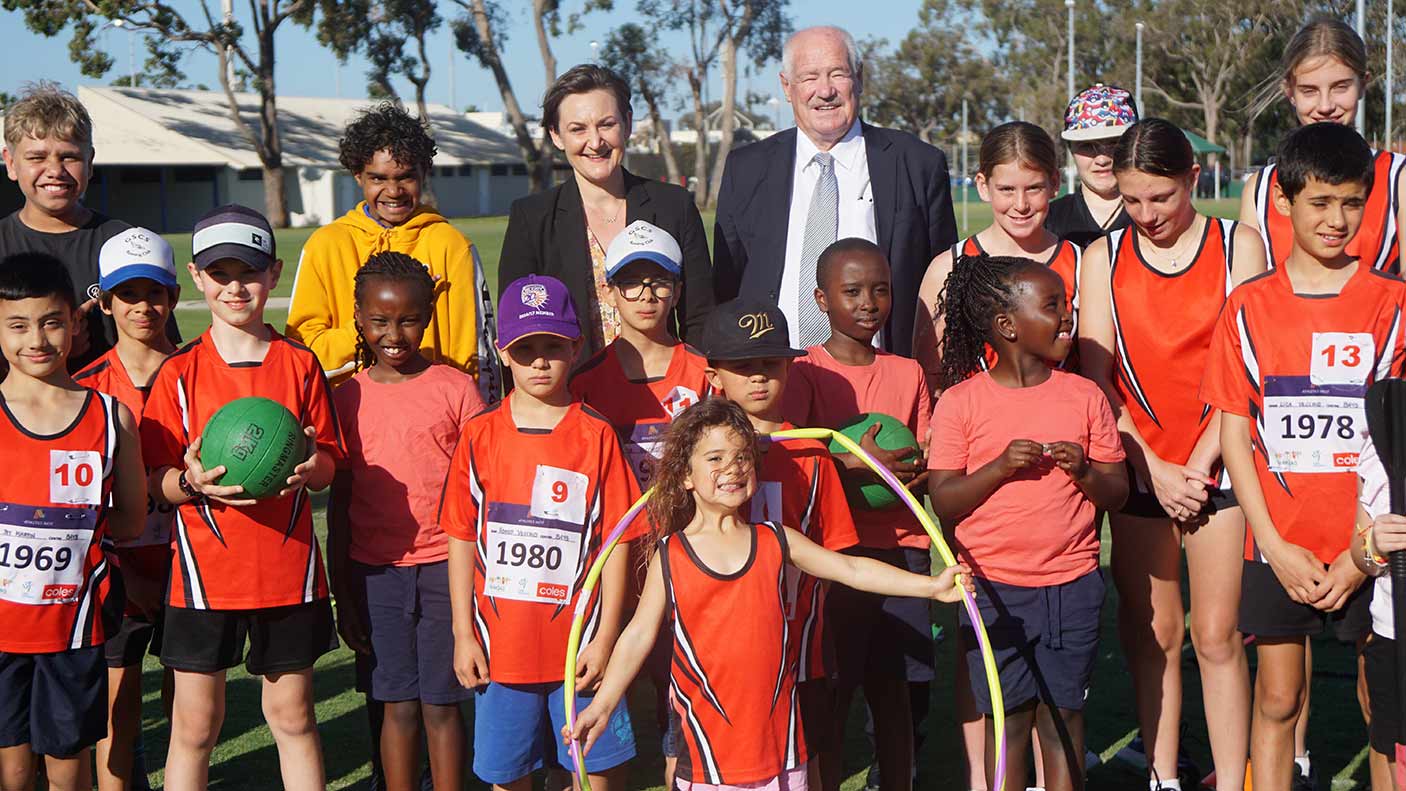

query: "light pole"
(107, 19), (137, 88)
(449, 38), (457, 112)
(961, 98), (969, 232)
(1388, 0), (1395, 147)
(1135, 21), (1144, 112)
(1357, 0), (1366, 136)
(590, 40), (600, 63)
(1065, 0), (1076, 193)
(767, 96), (780, 130)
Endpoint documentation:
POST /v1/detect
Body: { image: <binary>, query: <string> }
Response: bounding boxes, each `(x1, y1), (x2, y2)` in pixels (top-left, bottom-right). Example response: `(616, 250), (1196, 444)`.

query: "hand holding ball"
(828, 412), (922, 510)
(197, 397), (311, 501)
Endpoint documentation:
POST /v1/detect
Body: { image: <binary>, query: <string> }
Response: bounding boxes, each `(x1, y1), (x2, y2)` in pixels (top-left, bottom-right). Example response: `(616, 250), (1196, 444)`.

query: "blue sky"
(0, 0), (925, 128)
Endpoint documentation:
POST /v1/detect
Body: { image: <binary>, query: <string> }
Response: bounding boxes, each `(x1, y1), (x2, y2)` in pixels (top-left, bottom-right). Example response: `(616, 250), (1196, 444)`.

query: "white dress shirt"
(779, 119), (877, 347)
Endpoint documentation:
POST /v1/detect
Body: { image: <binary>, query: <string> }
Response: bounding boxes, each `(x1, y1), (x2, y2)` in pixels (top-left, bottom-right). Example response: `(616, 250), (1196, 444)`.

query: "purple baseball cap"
(497, 275), (581, 350)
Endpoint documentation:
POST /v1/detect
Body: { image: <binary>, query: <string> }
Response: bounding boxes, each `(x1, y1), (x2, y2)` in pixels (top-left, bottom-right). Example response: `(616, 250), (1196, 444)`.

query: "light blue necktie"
(797, 152), (838, 347)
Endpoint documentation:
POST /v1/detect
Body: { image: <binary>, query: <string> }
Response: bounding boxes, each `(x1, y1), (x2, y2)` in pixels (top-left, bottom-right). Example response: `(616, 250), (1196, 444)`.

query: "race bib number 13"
(50, 450), (102, 505)
(1311, 332), (1373, 386)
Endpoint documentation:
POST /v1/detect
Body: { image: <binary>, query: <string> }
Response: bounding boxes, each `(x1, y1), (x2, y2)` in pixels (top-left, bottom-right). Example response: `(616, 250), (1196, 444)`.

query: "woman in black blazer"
(498, 64), (713, 351)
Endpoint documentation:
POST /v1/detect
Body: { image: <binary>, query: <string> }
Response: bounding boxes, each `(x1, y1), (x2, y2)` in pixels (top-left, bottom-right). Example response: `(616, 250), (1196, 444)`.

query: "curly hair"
(643, 398), (761, 568)
(338, 101), (437, 175)
(936, 254), (1046, 390)
(352, 251), (437, 371)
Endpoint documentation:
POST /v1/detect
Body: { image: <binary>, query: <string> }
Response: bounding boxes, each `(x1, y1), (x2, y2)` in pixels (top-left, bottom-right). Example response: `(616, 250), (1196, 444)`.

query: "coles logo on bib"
(536, 582), (569, 602)
(1334, 452), (1358, 468)
(42, 584), (78, 601)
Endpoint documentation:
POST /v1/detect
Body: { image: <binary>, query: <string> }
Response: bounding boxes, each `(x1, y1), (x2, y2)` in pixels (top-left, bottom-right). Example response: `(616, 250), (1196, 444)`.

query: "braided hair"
(352, 251), (436, 371)
(936, 253), (1045, 391)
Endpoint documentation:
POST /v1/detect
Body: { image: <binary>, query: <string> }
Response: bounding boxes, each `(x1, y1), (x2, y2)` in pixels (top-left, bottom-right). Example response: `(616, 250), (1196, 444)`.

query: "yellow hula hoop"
(562, 429), (1007, 790)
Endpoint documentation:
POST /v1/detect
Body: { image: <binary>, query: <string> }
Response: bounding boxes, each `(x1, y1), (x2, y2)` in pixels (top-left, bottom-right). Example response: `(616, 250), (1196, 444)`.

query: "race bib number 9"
(530, 465), (589, 525)
(50, 450), (102, 505)
(0, 503), (96, 606)
(1263, 376), (1365, 473)
(1311, 332), (1373, 386)
(482, 502), (582, 605)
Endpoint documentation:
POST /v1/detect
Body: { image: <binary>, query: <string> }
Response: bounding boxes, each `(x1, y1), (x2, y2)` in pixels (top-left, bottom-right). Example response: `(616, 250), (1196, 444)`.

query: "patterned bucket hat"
(1062, 83), (1138, 141)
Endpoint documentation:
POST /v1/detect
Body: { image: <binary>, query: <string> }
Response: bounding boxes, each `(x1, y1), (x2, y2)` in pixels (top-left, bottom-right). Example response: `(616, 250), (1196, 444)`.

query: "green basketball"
(200, 397), (308, 500)
(828, 412), (920, 510)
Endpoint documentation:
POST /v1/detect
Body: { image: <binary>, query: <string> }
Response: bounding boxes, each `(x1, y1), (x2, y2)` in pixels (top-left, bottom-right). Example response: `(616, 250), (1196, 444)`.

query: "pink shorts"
(675, 763), (809, 791)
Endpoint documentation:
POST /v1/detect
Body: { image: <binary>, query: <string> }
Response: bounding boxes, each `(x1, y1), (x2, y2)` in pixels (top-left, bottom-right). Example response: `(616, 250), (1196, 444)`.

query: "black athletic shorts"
(104, 612), (163, 669)
(0, 646), (107, 756)
(1365, 634), (1403, 757)
(1239, 559), (1373, 640)
(829, 547), (937, 684)
(160, 600), (337, 676)
(1120, 466), (1238, 519)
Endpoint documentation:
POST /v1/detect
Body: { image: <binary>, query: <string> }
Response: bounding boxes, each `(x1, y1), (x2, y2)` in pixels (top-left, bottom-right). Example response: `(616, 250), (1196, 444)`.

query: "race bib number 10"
(50, 450), (102, 505)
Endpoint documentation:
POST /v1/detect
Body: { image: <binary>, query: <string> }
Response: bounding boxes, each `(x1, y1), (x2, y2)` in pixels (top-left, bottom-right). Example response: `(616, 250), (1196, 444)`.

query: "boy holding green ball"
(781, 236), (932, 791)
(140, 204), (344, 791)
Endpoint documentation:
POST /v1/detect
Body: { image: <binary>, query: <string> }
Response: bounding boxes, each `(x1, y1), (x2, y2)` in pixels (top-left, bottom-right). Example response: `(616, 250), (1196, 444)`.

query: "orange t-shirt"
(1201, 265), (1406, 564)
(140, 329), (346, 610)
(928, 370), (1125, 586)
(437, 398), (644, 684)
(569, 342), (710, 488)
(74, 349), (175, 601)
(783, 345), (932, 549)
(333, 365), (484, 566)
(752, 423), (858, 681)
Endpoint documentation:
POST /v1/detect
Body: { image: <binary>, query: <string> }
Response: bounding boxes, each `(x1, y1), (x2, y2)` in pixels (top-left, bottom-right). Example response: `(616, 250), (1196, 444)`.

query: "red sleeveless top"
(661, 522), (805, 785)
(1107, 218), (1236, 465)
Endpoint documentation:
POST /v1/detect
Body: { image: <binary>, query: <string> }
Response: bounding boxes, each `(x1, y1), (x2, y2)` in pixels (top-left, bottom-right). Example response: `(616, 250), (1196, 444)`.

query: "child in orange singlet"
(1079, 119), (1265, 791)
(73, 228), (179, 791)
(0, 254), (146, 791)
(568, 398), (971, 791)
(1241, 17), (1405, 274)
(1205, 122), (1406, 791)
(915, 121), (1083, 391)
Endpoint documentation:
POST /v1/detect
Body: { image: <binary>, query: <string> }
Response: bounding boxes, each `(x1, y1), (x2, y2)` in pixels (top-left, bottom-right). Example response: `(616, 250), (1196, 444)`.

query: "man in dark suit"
(712, 25), (957, 358)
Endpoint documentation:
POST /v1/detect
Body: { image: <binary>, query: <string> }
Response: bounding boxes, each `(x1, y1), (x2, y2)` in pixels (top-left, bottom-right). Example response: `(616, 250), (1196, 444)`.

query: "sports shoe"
(1115, 735), (1201, 784)
(1292, 761), (1318, 791)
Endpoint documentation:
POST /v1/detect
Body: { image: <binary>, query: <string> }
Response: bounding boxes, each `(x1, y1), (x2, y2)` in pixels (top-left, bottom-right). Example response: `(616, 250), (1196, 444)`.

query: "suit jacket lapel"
(763, 128), (798, 292)
(863, 122), (898, 255)
(556, 177), (594, 296)
(623, 169), (653, 223)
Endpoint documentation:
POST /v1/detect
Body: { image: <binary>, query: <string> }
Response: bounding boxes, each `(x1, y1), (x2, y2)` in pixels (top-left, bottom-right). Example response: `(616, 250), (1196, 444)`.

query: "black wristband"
(177, 470), (199, 499)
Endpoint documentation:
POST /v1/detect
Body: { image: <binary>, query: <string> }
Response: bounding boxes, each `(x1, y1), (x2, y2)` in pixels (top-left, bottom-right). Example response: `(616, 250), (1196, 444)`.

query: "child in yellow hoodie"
(286, 102), (500, 397)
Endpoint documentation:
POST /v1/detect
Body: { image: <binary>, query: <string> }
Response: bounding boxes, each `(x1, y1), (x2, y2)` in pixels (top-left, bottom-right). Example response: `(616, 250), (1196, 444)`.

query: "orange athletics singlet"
(1253, 150), (1405, 272)
(0, 391), (119, 653)
(955, 236), (1083, 370)
(1108, 218), (1235, 474)
(661, 522), (806, 785)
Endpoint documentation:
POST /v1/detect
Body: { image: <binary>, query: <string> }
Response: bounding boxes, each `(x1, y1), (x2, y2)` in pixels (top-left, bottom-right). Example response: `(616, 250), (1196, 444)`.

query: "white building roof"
(78, 86), (522, 169)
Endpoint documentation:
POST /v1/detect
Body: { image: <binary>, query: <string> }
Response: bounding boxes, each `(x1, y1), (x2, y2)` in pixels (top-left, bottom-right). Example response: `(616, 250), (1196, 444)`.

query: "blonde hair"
(978, 121), (1059, 188)
(3, 81), (94, 154)
(1249, 17), (1368, 120)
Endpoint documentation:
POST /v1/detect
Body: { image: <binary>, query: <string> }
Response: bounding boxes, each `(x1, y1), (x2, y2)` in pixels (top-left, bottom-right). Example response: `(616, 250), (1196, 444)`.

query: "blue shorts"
(0, 646), (107, 756)
(959, 570), (1104, 714)
(472, 681), (635, 784)
(355, 560), (470, 706)
(829, 547), (937, 683)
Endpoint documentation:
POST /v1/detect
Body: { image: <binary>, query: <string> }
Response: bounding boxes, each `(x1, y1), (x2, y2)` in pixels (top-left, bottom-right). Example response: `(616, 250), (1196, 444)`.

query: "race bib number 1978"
(1263, 376), (1365, 473)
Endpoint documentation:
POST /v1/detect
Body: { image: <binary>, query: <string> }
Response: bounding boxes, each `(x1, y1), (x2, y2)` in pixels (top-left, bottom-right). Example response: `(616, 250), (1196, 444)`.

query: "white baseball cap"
(605, 220), (683, 280)
(99, 227), (178, 291)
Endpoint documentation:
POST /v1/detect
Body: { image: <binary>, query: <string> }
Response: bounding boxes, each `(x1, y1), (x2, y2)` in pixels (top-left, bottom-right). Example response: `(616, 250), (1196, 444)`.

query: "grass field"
(139, 197), (1390, 791)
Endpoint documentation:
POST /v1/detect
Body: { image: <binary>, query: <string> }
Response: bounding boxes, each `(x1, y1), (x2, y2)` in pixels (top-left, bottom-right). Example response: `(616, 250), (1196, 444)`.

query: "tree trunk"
(410, 35), (437, 208)
(706, 34), (739, 208)
(466, 0), (545, 192)
(531, 0), (556, 190)
(257, 26), (289, 227)
(643, 87), (682, 185)
(688, 69), (708, 207)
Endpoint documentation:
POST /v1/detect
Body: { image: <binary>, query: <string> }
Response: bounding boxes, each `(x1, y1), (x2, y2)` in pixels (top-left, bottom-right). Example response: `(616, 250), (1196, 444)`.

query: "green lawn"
(142, 196), (1381, 791)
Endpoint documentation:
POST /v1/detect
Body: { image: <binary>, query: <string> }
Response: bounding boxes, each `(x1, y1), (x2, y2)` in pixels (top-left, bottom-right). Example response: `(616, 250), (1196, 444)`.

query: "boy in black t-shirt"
(0, 82), (178, 371)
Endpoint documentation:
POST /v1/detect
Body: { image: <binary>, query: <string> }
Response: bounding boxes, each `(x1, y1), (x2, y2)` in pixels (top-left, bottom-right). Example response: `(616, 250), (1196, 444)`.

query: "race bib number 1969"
(0, 503), (95, 606)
